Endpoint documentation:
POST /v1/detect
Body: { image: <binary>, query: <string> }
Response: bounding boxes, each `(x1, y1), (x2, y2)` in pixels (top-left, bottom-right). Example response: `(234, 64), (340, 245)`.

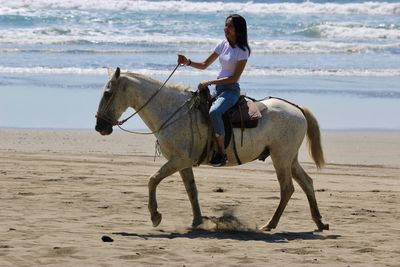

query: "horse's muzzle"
(95, 117), (113, 135)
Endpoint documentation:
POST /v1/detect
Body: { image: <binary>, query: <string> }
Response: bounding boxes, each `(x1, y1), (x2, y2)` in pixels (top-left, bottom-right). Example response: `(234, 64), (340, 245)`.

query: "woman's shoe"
(209, 153), (227, 167)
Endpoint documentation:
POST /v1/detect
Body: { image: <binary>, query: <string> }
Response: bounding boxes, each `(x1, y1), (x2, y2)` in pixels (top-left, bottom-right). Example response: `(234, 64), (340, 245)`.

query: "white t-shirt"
(214, 39), (249, 80)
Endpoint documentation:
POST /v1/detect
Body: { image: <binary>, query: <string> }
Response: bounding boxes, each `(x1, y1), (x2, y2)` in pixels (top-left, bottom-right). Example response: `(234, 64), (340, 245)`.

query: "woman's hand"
(177, 54), (189, 66)
(198, 81), (210, 91)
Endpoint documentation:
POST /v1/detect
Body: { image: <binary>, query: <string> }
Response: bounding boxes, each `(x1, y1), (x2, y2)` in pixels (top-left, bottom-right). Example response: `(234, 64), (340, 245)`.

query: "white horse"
(95, 67), (329, 231)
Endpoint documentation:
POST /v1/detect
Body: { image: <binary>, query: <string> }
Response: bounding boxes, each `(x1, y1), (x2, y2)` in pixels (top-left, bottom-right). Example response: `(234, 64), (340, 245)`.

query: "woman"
(178, 14), (251, 167)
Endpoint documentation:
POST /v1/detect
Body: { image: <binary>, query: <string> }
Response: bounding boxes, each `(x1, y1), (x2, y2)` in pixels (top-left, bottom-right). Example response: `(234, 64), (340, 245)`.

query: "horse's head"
(95, 67), (127, 135)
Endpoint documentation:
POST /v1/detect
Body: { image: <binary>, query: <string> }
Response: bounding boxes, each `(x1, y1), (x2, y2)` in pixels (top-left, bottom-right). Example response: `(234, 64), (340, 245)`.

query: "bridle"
(96, 63), (189, 134)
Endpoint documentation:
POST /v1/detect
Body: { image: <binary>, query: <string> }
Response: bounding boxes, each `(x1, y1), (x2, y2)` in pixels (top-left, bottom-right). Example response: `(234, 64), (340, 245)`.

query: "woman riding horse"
(178, 14), (251, 167)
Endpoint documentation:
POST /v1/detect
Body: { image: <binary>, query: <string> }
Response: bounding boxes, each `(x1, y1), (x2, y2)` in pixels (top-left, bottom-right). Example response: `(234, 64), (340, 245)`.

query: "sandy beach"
(2, 1), (399, 266)
(0, 128), (399, 266)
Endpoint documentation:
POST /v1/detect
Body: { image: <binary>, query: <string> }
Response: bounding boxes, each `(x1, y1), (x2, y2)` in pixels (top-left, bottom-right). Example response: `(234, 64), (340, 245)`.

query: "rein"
(98, 63), (190, 135)
(117, 94), (197, 135)
(118, 63), (181, 127)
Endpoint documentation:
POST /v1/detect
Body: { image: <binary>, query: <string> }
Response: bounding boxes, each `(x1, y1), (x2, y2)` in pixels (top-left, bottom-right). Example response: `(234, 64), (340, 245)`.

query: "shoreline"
(2, 73), (400, 130)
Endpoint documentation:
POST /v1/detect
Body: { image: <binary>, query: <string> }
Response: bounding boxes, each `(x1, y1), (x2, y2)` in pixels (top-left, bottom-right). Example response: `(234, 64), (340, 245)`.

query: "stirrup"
(209, 153), (227, 167)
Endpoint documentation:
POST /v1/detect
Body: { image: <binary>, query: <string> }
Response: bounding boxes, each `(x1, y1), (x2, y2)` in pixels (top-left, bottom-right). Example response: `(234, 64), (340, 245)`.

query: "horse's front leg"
(148, 157), (188, 227)
(179, 168), (202, 228)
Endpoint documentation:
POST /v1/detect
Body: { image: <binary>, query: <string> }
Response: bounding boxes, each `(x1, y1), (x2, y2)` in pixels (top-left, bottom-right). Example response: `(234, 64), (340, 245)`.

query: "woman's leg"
(209, 88), (239, 164)
(209, 89), (240, 137)
(215, 135), (225, 154)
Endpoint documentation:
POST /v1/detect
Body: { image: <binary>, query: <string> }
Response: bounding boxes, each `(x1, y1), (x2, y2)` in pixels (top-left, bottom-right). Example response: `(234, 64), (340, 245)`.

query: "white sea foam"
(1, 28), (398, 54)
(0, 67), (107, 75)
(0, 28), (220, 46)
(1, 66), (399, 77)
(312, 23), (400, 40)
(253, 40), (400, 54)
(1, 0), (399, 15)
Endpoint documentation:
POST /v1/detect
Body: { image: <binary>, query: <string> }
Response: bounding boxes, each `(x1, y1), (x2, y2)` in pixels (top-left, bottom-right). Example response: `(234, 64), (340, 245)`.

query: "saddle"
(225, 94), (262, 129)
(196, 88), (264, 164)
(197, 88), (262, 129)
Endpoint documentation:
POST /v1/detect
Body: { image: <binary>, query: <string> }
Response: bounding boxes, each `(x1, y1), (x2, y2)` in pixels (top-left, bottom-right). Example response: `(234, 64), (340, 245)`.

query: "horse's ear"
(110, 67), (120, 81)
(115, 67), (120, 79)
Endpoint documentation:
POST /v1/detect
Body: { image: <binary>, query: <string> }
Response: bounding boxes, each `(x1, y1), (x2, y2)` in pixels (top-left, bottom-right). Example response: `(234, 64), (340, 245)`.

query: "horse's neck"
(126, 75), (189, 132)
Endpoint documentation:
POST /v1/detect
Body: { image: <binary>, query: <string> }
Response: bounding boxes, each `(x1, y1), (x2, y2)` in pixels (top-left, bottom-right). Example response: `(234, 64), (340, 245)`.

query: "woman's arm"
(198, 59), (247, 90)
(178, 52), (218, 70)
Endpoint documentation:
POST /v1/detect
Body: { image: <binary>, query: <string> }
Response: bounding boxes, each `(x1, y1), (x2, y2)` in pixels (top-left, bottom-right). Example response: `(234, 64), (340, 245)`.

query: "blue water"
(1, 0), (399, 129)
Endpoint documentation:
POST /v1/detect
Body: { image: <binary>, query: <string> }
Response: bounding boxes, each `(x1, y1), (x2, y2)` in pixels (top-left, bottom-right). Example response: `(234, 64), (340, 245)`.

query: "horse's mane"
(123, 72), (191, 93)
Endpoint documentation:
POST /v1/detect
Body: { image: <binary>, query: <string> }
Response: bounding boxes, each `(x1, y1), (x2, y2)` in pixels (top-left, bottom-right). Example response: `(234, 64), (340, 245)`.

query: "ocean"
(1, 0), (399, 130)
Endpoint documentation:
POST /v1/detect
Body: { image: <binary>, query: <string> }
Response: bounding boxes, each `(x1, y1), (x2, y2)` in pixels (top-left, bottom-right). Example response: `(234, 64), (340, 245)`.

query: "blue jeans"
(209, 83), (240, 136)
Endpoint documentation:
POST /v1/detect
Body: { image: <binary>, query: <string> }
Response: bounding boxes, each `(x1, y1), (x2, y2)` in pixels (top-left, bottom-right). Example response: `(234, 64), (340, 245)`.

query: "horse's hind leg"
(179, 168), (202, 227)
(291, 158), (329, 231)
(261, 158), (294, 231)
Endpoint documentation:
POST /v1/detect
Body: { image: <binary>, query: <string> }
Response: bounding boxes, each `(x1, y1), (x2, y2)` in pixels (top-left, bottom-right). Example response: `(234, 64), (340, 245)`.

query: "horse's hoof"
(151, 212), (162, 227)
(316, 223), (329, 232)
(192, 217), (203, 228)
(321, 223), (329, 231)
(260, 224), (273, 231)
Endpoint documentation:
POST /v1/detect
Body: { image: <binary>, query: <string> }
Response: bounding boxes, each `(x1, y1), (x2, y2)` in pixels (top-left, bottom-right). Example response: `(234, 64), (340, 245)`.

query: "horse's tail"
(302, 107), (325, 169)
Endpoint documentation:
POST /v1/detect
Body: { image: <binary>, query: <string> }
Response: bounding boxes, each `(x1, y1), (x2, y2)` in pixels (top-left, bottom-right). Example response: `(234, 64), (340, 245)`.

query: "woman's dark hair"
(227, 14), (251, 56)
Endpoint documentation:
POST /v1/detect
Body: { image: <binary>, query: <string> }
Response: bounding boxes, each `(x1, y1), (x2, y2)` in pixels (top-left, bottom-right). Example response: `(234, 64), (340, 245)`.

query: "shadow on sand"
(113, 214), (339, 243)
(112, 230), (340, 244)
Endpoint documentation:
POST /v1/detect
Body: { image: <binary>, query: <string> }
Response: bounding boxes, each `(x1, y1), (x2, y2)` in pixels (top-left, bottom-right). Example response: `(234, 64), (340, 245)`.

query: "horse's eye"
(104, 90), (112, 98)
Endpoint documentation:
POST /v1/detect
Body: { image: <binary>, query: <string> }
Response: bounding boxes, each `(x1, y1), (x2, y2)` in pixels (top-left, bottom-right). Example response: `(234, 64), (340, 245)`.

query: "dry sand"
(0, 128), (399, 266)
